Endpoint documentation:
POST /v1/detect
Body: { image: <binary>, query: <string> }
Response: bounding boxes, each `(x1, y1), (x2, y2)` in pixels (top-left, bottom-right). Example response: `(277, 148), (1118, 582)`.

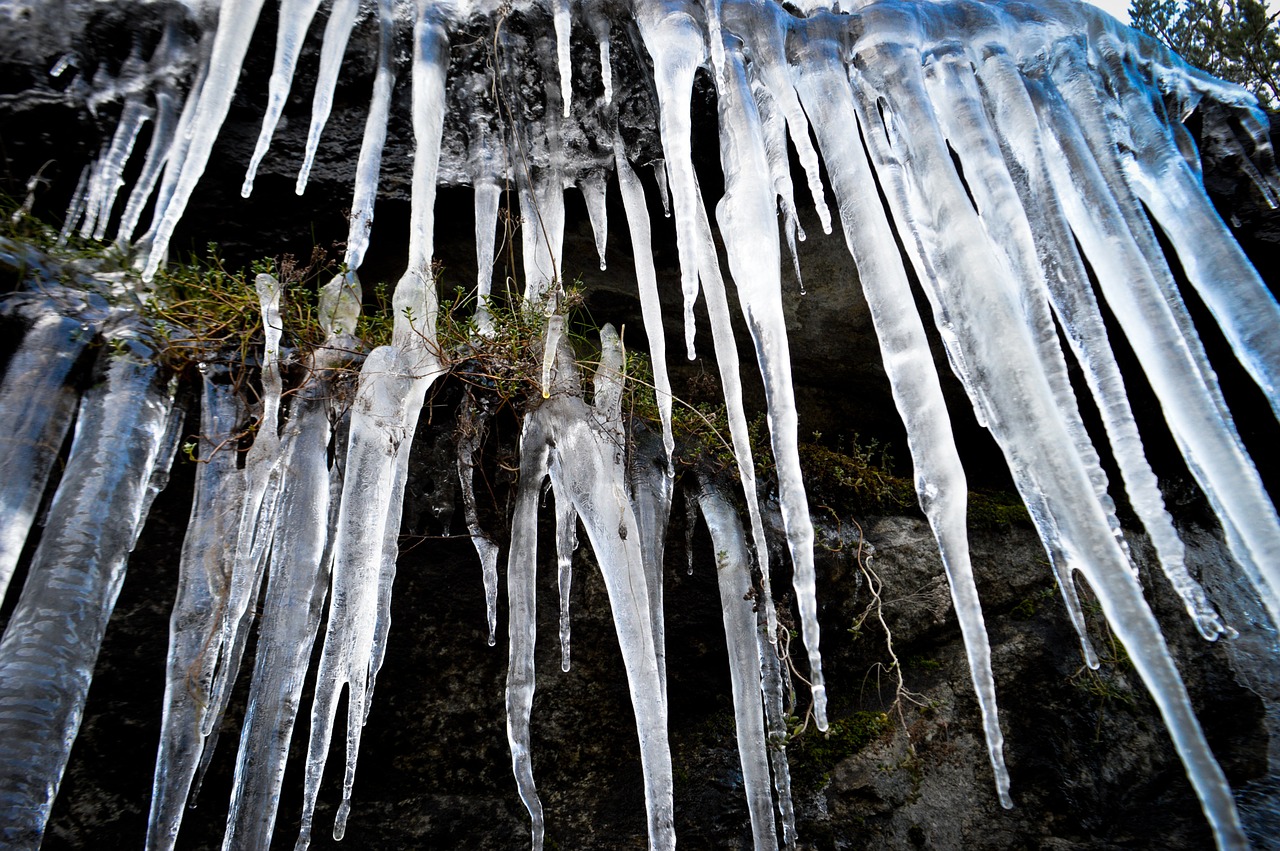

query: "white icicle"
(85, 97), (152, 240)
(241, 0), (326, 198)
(473, 179), (502, 336)
(553, 0), (573, 118)
(555, 485), (578, 671)
(458, 391), (500, 645)
(343, 0), (399, 274)
(697, 480), (777, 851)
(296, 0), (362, 195)
(579, 173), (610, 271)
(788, 10), (1009, 801)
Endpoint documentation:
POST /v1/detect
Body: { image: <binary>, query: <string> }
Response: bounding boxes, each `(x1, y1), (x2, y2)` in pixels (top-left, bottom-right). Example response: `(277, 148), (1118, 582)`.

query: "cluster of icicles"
(1, 0), (1279, 848)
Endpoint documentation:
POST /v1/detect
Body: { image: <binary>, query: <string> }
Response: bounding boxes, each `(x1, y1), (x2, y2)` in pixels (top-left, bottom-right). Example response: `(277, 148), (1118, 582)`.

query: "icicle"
(585, 0), (613, 105)
(84, 97), (152, 240)
(652, 159), (671, 218)
(296, 0), (362, 194)
(612, 133), (674, 463)
(117, 87), (177, 245)
(0, 308), (93, 605)
(518, 171), (566, 303)
(223, 343), (352, 851)
(553, 0), (573, 118)
(579, 173), (610, 271)
(241, 0), (325, 197)
(58, 162), (92, 245)
(714, 36), (826, 728)
(555, 485), (578, 671)
(297, 7), (449, 843)
(201, 273), (286, 741)
(143, 0), (269, 280)
(473, 179), (502, 336)
(697, 479), (777, 851)
(1095, 36), (1280, 424)
(342, 0), (399, 274)
(541, 312), (566, 398)
(146, 364), (246, 851)
(457, 390), (500, 646)
(0, 328), (174, 851)
(1030, 63), (1280, 631)
(974, 49), (1227, 640)
(635, 0), (707, 359)
(847, 29), (1244, 845)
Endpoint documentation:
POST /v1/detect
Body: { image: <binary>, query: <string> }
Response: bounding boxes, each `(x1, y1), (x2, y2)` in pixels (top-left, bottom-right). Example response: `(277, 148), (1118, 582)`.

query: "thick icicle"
(697, 479), (777, 851)
(146, 364), (246, 851)
(973, 49), (1226, 639)
(473, 179), (502, 336)
(787, 10), (1009, 802)
(579, 173), (610, 270)
(297, 6), (449, 843)
(296, 0), (362, 194)
(0, 304), (94, 605)
(847, 27), (1244, 845)
(0, 327), (174, 850)
(240, 0), (325, 197)
(223, 343), (352, 850)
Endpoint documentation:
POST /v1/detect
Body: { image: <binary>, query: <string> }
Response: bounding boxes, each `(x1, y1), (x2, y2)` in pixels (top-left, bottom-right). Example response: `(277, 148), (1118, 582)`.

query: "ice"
(697, 479), (778, 850)
(554, 479), (578, 670)
(81, 96), (151, 240)
(240, 0), (325, 197)
(473, 179), (502, 335)
(715, 33), (826, 729)
(579, 174), (610, 270)
(0, 326), (175, 850)
(786, 9), (1008, 801)
(0, 305), (93, 605)
(223, 342), (353, 850)
(507, 332), (675, 849)
(296, 0), (362, 195)
(458, 391), (501, 645)
(143, 0), (269, 280)
(146, 365), (246, 851)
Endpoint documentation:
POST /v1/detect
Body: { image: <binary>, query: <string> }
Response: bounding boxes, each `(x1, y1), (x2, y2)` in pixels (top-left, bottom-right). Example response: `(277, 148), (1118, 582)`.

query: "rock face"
(2, 3), (1279, 850)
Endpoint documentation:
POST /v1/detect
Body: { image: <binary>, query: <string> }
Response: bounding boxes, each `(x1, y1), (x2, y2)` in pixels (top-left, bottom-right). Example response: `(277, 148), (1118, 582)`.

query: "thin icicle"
(579, 173), (610, 270)
(143, 0), (269, 280)
(0, 329), (174, 851)
(715, 36), (825, 728)
(84, 97), (152, 240)
(59, 162), (92, 246)
(241, 0), (326, 197)
(296, 0), (362, 194)
(553, 0), (573, 117)
(458, 390), (500, 646)
(554, 485), (578, 671)
(698, 479), (777, 851)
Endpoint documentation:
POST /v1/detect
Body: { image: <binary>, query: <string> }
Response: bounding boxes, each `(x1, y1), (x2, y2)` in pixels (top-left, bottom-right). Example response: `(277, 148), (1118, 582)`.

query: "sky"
(1084, 0), (1131, 22)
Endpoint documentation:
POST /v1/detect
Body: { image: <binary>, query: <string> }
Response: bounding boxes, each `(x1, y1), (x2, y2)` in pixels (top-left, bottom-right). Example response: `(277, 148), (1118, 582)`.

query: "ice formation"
(0, 0), (1278, 849)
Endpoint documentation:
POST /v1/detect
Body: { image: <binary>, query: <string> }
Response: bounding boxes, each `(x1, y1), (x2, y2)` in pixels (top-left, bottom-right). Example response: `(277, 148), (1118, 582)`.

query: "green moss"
(788, 710), (892, 792)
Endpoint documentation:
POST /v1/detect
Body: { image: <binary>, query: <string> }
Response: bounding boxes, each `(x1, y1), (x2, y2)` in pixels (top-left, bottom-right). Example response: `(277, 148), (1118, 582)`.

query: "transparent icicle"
(343, 0), (396, 271)
(553, 0), (573, 118)
(579, 173), (610, 271)
(83, 97), (152, 240)
(0, 330), (174, 851)
(788, 12), (1009, 802)
(554, 485), (578, 671)
(457, 391), (500, 646)
(0, 308), (92, 605)
(223, 344), (351, 851)
(240, 0), (326, 197)
(697, 479), (777, 851)
(296, 0), (362, 194)
(147, 364), (246, 851)
(143, 0), (268, 280)
(635, 0), (707, 358)
(58, 162), (92, 246)
(117, 86), (176, 245)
